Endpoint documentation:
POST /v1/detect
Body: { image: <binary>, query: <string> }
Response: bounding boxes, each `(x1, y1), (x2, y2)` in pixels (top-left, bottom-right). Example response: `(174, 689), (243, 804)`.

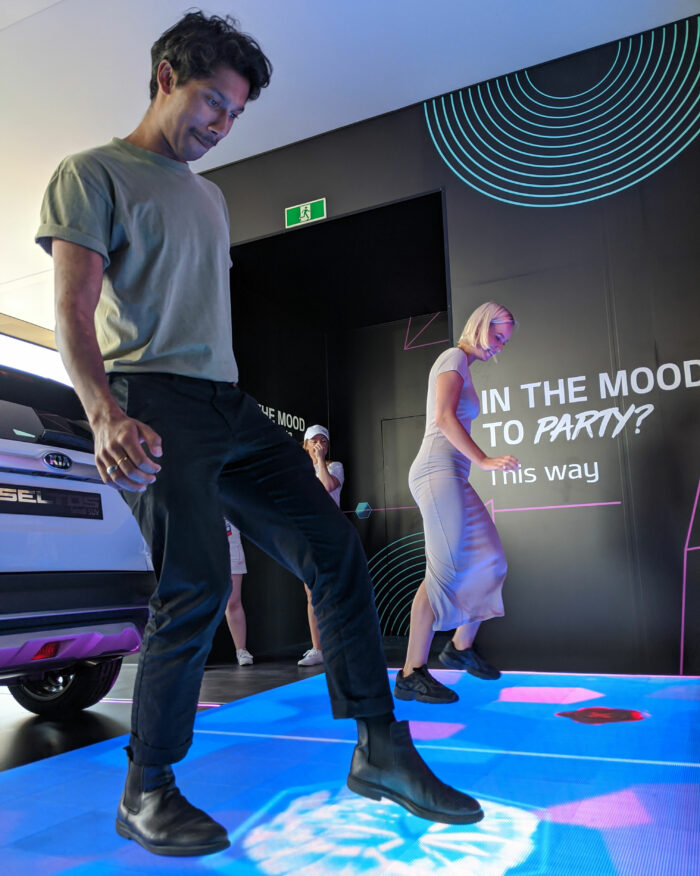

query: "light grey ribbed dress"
(408, 347), (506, 630)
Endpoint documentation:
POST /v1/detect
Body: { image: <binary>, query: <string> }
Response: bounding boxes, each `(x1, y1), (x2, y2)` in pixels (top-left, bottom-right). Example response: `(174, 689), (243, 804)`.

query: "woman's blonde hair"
(458, 302), (517, 351)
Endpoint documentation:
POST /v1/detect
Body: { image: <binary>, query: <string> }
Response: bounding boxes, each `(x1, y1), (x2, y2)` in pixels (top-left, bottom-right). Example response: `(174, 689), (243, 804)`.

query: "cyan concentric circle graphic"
(369, 532), (425, 636)
(425, 17), (700, 207)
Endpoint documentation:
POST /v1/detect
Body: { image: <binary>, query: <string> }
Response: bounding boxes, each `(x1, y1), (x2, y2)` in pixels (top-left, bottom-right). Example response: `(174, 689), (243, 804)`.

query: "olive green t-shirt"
(36, 138), (238, 382)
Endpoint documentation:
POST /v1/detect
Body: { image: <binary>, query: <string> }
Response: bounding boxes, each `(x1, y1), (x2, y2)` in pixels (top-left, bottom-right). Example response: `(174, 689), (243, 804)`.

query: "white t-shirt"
(315, 461), (344, 507)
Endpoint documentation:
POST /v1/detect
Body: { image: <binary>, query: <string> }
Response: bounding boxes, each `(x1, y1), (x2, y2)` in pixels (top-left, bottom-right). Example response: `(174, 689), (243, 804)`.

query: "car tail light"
(31, 642), (60, 660)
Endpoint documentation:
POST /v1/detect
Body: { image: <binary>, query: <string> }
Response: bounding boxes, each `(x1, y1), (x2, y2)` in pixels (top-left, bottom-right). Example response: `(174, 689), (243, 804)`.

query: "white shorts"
(225, 518), (247, 575)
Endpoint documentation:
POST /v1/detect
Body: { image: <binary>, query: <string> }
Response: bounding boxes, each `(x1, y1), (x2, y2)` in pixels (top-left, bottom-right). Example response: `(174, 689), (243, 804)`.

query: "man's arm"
(53, 238), (162, 491)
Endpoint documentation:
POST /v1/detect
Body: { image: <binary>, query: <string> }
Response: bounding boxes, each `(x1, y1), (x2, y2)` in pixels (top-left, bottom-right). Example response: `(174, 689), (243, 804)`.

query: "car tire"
(7, 657), (123, 718)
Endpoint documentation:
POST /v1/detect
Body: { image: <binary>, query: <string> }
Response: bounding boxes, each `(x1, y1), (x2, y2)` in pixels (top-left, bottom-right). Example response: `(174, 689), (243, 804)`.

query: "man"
(36, 11), (483, 858)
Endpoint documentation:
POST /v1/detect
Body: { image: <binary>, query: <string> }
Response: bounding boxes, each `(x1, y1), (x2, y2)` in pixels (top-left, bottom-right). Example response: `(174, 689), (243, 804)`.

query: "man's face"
(157, 62), (250, 162)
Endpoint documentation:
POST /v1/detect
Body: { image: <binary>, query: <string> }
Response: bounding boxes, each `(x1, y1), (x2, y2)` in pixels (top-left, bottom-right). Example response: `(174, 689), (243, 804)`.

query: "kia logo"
(43, 452), (72, 471)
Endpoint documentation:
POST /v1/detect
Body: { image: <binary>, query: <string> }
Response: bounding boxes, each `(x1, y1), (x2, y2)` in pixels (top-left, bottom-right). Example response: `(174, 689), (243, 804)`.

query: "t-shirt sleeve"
(35, 156), (113, 266)
(435, 348), (469, 382)
(328, 461), (345, 489)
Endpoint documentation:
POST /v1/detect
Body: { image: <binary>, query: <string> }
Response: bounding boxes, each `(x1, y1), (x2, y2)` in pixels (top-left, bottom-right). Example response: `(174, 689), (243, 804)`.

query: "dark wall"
(206, 16), (700, 673)
(209, 318), (328, 661)
(325, 314), (449, 636)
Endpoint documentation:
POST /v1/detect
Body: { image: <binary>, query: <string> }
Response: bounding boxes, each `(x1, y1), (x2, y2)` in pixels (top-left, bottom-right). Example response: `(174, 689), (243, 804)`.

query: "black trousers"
(109, 373), (393, 765)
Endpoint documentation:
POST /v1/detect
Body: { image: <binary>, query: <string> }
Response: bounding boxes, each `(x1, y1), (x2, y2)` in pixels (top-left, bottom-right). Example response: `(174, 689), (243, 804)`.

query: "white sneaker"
(236, 648), (254, 666)
(298, 648), (323, 666)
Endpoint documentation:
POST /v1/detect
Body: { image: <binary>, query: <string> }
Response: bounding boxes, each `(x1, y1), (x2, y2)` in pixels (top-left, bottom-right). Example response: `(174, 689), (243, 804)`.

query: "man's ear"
(156, 59), (177, 95)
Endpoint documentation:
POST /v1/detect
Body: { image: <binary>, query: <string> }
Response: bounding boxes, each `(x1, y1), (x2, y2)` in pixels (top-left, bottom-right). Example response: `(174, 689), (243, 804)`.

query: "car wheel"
(7, 657), (123, 719)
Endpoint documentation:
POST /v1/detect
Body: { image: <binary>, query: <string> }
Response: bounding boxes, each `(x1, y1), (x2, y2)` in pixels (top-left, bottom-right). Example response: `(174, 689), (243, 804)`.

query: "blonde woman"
(396, 303), (519, 704)
(298, 425), (344, 666)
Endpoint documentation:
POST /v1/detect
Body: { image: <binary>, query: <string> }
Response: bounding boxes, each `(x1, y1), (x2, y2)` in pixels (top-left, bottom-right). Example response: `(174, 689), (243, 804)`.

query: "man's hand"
(92, 408), (163, 491)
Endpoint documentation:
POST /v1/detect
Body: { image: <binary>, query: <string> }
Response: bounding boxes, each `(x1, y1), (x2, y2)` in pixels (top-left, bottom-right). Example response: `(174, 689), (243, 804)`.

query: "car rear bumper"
(0, 569), (155, 681)
(0, 619), (144, 680)
(0, 569), (155, 615)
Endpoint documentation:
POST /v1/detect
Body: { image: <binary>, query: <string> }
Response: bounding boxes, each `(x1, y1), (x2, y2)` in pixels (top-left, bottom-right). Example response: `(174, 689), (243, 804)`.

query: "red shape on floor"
(556, 707), (646, 724)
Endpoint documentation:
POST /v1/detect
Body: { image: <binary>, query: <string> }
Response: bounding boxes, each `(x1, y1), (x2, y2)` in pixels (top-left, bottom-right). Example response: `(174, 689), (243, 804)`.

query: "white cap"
(304, 425), (329, 442)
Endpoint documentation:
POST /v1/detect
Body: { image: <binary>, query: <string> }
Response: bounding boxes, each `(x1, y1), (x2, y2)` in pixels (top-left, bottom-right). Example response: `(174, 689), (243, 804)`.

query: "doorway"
(211, 192), (451, 658)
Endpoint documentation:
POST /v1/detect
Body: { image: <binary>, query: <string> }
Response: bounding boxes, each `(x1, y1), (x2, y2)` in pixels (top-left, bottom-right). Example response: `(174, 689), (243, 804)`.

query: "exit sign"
(285, 197), (326, 228)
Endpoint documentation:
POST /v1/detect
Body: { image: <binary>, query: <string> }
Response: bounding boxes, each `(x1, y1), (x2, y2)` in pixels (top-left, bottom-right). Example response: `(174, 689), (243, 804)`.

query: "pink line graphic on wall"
(349, 498), (623, 519)
(680, 478), (700, 675)
(403, 312), (450, 350)
(483, 499), (621, 522)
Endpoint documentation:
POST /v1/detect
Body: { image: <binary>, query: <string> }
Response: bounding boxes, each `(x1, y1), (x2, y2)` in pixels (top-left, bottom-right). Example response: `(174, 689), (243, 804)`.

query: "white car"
(0, 382), (154, 718)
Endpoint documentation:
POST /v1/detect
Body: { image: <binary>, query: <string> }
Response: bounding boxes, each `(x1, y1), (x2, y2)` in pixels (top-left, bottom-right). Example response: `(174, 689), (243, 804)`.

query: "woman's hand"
(478, 455), (520, 472)
(312, 440), (327, 463)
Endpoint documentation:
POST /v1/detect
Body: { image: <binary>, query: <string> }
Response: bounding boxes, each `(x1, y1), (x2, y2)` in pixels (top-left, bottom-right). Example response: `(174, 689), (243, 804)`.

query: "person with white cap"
(298, 425), (344, 666)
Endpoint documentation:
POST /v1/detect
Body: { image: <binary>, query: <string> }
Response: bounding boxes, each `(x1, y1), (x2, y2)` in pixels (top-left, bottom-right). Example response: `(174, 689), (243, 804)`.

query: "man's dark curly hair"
(149, 10), (272, 101)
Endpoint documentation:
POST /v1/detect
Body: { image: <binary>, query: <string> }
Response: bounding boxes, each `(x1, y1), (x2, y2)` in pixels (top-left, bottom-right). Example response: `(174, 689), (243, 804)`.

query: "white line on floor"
(193, 729), (699, 769)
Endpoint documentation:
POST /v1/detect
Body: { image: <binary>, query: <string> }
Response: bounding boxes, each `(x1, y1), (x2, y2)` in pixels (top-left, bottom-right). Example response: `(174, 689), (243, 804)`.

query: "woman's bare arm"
(435, 370), (518, 471)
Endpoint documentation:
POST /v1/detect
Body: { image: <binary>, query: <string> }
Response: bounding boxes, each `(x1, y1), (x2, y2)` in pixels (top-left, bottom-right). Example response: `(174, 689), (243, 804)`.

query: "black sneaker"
(394, 665), (459, 704)
(438, 641), (501, 680)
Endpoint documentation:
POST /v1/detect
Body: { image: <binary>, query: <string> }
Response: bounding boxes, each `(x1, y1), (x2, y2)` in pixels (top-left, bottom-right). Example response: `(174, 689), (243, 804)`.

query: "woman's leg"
(396, 581), (457, 703)
(452, 620), (481, 650)
(224, 574), (246, 651)
(440, 619), (500, 679)
(402, 581), (436, 676)
(304, 583), (322, 651)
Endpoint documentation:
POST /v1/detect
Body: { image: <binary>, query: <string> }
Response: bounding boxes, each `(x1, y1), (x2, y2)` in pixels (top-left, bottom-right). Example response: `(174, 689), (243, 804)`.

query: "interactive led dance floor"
(1, 670), (698, 874)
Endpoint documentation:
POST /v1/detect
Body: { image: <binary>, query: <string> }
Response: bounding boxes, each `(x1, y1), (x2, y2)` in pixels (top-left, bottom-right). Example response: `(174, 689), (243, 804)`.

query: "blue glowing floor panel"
(1, 671), (698, 875)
